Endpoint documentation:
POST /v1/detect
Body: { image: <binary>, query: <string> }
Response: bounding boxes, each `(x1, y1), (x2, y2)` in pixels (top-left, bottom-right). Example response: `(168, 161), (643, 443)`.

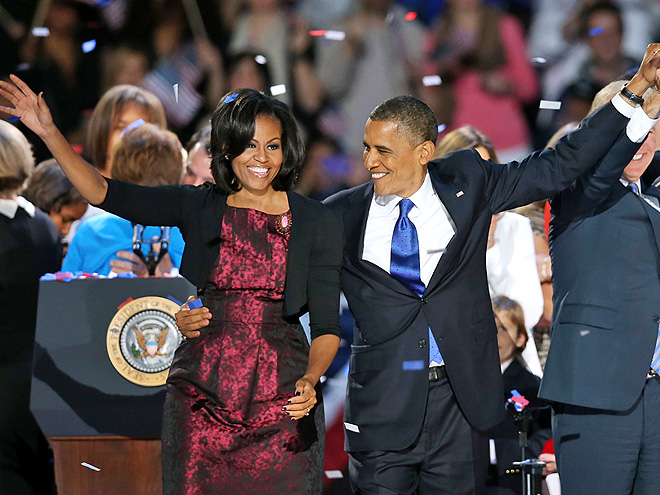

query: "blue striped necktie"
(390, 199), (443, 366)
(628, 183), (639, 194)
(652, 325), (660, 373)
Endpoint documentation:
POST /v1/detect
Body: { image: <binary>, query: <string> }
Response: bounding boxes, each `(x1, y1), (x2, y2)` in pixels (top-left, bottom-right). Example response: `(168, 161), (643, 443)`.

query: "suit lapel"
(639, 184), (660, 259)
(426, 169), (472, 292)
(343, 183), (414, 296)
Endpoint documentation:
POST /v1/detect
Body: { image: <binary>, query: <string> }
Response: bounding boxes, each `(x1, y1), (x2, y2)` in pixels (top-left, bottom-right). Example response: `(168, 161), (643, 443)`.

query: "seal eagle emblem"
(106, 296), (183, 386)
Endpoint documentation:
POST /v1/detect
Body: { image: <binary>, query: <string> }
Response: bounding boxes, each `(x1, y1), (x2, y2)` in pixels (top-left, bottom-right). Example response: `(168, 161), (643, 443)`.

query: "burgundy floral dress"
(162, 206), (324, 494)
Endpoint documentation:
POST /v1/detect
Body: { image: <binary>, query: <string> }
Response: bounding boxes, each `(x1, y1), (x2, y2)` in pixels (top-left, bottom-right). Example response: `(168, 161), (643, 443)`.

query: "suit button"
(654, 315), (660, 323)
(421, 298), (428, 305)
(419, 339), (427, 348)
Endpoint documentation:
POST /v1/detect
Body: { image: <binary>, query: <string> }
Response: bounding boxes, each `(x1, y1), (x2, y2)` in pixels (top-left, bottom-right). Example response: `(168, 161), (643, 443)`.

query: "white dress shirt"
(362, 172), (455, 285)
(0, 196), (36, 219)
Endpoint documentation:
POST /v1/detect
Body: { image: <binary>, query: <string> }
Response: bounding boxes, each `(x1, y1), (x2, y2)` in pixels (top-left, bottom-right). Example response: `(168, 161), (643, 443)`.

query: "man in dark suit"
(323, 45), (660, 494)
(539, 80), (660, 493)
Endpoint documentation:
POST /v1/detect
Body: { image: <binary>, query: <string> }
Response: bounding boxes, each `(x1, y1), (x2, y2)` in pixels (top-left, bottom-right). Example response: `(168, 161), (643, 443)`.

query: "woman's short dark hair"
(210, 88), (304, 194)
(23, 159), (86, 214)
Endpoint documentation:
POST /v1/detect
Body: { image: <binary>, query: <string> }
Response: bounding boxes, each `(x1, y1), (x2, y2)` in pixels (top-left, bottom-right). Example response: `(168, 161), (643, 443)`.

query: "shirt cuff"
(611, 93), (636, 118)
(627, 105), (659, 143)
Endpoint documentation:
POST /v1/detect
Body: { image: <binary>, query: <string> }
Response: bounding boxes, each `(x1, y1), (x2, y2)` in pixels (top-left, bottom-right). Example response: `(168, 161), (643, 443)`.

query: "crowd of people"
(2, 1), (660, 495)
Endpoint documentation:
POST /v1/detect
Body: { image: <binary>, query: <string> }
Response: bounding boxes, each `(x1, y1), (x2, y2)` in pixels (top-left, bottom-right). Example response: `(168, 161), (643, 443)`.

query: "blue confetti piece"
(188, 298), (203, 309)
(116, 272), (138, 279)
(40, 273), (57, 281)
(82, 39), (97, 53)
(402, 360), (425, 370)
(510, 389), (521, 397)
(95, 0), (111, 5)
(7, 116), (20, 122)
(589, 26), (604, 36)
(224, 92), (238, 104)
(437, 124), (446, 133)
(120, 118), (146, 138)
(167, 295), (183, 306)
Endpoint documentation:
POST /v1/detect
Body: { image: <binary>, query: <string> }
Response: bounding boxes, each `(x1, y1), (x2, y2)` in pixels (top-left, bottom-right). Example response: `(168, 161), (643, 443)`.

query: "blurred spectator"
(101, 45), (149, 93)
(295, 136), (356, 201)
(226, 51), (273, 93)
(0, 120), (60, 495)
(527, 0), (658, 66)
(538, 1), (640, 140)
(183, 125), (213, 186)
(435, 125), (544, 376)
(63, 123), (185, 277)
(85, 84), (166, 177)
(485, 296), (551, 494)
(316, 0), (425, 157)
(22, 158), (88, 245)
(17, 0), (101, 137)
(422, 0), (538, 162)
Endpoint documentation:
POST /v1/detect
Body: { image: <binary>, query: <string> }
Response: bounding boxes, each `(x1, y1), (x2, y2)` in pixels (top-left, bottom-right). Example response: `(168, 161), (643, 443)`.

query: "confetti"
(95, 0), (111, 5)
(173, 83), (179, 103)
(539, 100), (561, 110)
(385, 12), (394, 24)
(437, 124), (447, 133)
(224, 92), (239, 104)
(402, 360), (424, 370)
(405, 11), (417, 21)
(325, 30), (346, 41)
(422, 75), (442, 87)
(7, 116), (20, 122)
(309, 30), (326, 37)
(31, 27), (50, 37)
(344, 422), (360, 433)
(270, 84), (286, 96)
(81, 462), (101, 472)
(254, 54), (267, 65)
(188, 298), (203, 309)
(82, 40), (97, 53)
(531, 57), (547, 64)
(325, 470), (344, 479)
(589, 26), (605, 36)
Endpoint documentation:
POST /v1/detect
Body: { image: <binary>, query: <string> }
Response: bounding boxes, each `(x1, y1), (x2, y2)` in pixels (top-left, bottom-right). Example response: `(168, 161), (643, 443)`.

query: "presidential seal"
(106, 296), (183, 386)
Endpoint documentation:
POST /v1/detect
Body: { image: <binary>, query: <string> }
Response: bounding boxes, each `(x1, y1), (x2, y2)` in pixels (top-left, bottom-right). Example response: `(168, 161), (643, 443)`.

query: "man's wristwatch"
(621, 85), (645, 105)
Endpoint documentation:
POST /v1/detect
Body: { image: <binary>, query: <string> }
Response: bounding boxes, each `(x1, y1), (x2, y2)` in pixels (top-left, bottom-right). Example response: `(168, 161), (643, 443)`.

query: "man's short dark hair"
(210, 88), (304, 194)
(369, 95), (438, 147)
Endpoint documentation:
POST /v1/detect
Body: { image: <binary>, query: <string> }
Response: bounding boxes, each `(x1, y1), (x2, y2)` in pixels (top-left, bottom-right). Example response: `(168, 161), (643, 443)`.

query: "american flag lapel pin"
(456, 191), (464, 198)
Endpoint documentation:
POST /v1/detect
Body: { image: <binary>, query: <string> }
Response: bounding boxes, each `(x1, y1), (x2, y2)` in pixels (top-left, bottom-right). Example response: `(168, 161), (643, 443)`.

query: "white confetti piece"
(422, 75), (442, 87)
(531, 57), (547, 64)
(81, 462), (100, 471)
(254, 54), (267, 65)
(325, 470), (344, 479)
(325, 30), (346, 41)
(270, 84), (286, 96)
(344, 422), (360, 433)
(31, 27), (50, 37)
(437, 124), (447, 133)
(539, 100), (561, 110)
(173, 83), (179, 103)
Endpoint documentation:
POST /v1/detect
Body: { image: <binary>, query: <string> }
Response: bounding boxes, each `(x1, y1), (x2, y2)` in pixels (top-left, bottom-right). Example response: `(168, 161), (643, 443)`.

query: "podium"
(31, 277), (196, 495)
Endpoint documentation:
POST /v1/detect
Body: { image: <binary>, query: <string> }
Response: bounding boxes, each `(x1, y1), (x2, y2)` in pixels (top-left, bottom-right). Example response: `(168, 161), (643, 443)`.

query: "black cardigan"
(99, 178), (343, 339)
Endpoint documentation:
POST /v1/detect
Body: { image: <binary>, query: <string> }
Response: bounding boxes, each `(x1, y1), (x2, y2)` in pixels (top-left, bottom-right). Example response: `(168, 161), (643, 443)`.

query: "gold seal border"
(106, 296), (180, 387)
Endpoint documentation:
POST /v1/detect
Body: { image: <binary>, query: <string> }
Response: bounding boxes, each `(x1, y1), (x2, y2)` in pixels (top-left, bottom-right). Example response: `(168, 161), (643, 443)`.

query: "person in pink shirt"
(421, 0), (539, 162)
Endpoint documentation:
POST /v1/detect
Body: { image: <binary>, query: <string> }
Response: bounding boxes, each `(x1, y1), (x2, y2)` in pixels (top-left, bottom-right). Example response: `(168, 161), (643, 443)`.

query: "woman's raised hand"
(0, 75), (54, 137)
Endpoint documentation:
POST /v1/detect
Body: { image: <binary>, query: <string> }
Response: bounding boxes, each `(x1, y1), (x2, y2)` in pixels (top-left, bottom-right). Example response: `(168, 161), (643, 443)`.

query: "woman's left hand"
(283, 376), (317, 421)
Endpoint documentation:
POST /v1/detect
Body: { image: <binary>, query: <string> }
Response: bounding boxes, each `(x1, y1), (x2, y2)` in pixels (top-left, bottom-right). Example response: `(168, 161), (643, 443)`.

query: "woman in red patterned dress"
(0, 77), (343, 494)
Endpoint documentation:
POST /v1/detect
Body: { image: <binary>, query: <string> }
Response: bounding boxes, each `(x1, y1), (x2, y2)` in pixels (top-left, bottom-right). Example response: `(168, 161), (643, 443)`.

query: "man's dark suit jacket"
(324, 101), (642, 453)
(540, 139), (660, 411)
(99, 180), (344, 339)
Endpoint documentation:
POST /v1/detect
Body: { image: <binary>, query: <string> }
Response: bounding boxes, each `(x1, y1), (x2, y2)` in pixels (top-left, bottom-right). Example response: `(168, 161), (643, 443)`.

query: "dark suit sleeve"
(550, 132), (642, 222)
(306, 206), (343, 340)
(483, 101), (639, 213)
(97, 178), (191, 227)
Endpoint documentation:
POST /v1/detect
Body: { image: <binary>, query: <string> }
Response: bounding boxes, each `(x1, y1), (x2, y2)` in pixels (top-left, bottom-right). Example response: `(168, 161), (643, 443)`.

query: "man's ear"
(419, 141), (436, 165)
